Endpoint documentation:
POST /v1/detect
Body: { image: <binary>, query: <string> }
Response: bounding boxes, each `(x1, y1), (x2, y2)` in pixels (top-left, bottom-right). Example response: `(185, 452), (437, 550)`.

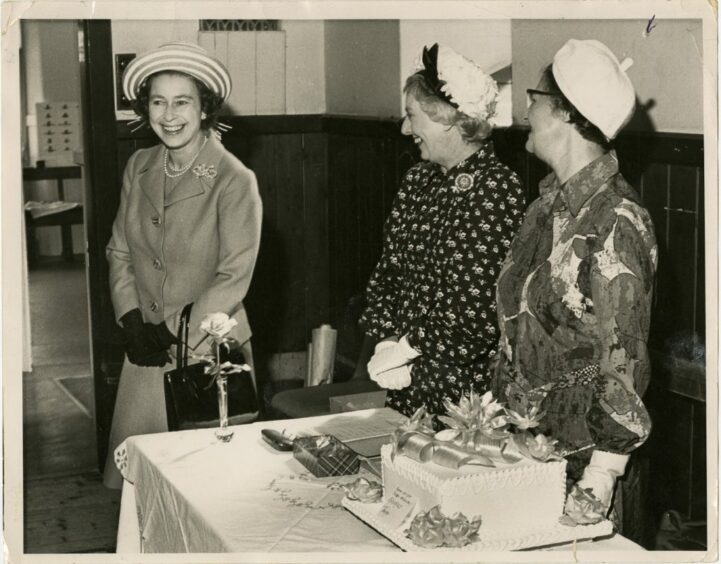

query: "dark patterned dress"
(494, 151), (656, 481)
(360, 142), (525, 419)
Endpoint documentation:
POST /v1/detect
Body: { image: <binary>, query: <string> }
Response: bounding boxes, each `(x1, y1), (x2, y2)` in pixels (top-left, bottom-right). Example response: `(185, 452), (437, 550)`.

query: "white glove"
(367, 336), (420, 379)
(566, 450), (629, 520)
(372, 365), (412, 390)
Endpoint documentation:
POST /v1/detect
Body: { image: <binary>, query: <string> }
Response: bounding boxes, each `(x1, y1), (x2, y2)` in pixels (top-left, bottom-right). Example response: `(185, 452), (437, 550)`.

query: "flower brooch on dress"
(452, 173), (474, 194)
(192, 163), (217, 179)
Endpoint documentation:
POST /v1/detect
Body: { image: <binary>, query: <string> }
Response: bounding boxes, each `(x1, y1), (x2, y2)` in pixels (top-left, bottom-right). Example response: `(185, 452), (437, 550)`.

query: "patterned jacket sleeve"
(359, 174), (413, 340)
(585, 201), (657, 454)
(406, 167), (526, 365)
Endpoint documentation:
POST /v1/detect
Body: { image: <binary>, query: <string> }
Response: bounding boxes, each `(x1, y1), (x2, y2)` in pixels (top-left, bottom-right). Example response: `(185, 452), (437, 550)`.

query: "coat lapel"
(164, 135), (224, 207)
(137, 146), (165, 215)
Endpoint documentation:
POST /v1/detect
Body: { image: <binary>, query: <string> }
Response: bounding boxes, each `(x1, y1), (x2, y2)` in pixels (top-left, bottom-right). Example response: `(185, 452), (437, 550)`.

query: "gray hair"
(404, 73), (493, 144)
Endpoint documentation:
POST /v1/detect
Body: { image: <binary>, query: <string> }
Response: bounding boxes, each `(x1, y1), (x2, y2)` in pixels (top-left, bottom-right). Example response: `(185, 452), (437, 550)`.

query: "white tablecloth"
(115, 409), (645, 555)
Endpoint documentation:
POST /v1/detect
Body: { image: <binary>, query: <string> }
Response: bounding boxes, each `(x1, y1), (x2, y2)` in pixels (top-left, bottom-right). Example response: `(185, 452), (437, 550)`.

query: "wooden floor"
(23, 257), (121, 554)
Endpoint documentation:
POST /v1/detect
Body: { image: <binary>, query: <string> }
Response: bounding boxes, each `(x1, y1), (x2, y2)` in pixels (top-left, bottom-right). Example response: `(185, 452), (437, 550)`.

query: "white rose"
(199, 313), (238, 338)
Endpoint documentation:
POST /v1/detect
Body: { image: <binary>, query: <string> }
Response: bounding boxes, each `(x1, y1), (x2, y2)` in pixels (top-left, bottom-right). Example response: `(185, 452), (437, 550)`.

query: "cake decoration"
(404, 505), (482, 548)
(340, 477), (383, 503)
(391, 389), (562, 471)
(341, 387), (615, 550)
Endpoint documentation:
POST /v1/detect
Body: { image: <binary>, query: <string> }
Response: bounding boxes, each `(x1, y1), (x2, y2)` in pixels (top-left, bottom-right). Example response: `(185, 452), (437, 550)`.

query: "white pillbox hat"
(552, 39), (636, 140)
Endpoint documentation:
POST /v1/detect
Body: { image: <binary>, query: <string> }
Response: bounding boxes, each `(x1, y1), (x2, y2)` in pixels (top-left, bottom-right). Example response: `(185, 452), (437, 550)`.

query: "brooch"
(192, 164), (217, 179)
(452, 173), (474, 194)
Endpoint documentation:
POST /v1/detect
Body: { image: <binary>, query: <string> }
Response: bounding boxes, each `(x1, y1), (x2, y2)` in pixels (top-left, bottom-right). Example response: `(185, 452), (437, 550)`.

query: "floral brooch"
(192, 163), (217, 179)
(452, 173), (474, 194)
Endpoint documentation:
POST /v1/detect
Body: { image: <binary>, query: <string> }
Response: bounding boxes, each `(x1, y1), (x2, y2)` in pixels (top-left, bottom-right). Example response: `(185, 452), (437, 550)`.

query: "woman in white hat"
(103, 43), (262, 488)
(361, 44), (526, 420)
(494, 39), (657, 523)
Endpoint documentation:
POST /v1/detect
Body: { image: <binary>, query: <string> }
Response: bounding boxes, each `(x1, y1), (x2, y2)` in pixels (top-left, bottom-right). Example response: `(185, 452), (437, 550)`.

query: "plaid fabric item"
(293, 435), (360, 477)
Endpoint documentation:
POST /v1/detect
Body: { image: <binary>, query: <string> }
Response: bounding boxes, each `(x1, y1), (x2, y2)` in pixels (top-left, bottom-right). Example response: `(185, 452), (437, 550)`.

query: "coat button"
(150, 301), (159, 312)
(151, 215), (161, 226)
(153, 258), (162, 270)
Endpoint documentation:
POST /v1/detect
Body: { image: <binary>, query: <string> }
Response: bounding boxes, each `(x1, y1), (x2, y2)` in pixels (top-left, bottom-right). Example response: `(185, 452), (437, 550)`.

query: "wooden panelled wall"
(111, 117), (706, 368)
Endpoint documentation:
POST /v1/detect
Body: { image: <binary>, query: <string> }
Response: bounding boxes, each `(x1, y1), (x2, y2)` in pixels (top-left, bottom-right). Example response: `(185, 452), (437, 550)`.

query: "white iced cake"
(380, 443), (567, 537)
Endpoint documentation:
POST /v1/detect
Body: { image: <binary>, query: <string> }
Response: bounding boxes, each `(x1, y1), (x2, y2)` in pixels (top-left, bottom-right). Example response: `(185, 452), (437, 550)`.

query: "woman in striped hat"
(103, 42), (262, 488)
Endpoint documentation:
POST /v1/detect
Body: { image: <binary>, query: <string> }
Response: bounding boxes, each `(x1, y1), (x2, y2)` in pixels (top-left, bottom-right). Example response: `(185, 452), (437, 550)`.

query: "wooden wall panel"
(239, 134), (288, 353)
(302, 133), (330, 336)
(642, 163), (671, 350)
(274, 134), (308, 350)
(667, 166), (701, 348)
(327, 134), (411, 360)
(327, 132), (359, 333)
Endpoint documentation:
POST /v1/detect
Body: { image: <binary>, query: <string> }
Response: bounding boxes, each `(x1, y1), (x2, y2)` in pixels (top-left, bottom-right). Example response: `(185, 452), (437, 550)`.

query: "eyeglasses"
(526, 88), (561, 107)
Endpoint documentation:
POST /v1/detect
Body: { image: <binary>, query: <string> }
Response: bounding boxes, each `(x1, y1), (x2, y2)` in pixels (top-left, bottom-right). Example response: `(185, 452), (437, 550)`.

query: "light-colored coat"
(103, 136), (261, 489)
(107, 134), (262, 350)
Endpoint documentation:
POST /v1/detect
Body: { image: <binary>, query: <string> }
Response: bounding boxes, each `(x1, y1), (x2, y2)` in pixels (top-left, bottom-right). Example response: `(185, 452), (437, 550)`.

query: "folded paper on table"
(306, 324), (337, 386)
(345, 435), (394, 458)
(329, 391), (387, 413)
(25, 200), (81, 219)
(308, 408), (407, 442)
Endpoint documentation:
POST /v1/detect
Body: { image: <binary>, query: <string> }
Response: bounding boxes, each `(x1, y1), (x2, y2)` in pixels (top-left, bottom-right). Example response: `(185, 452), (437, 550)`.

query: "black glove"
(120, 309), (172, 367)
(119, 308), (144, 339)
(143, 321), (179, 350)
(129, 349), (171, 367)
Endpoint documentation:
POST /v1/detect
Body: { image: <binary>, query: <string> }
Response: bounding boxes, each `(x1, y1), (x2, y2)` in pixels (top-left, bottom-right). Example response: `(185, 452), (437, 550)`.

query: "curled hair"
(131, 70), (224, 130)
(404, 73), (492, 144)
(541, 65), (610, 149)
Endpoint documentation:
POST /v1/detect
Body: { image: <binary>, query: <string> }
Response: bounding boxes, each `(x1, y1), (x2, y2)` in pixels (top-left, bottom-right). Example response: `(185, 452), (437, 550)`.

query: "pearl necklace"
(163, 136), (209, 178)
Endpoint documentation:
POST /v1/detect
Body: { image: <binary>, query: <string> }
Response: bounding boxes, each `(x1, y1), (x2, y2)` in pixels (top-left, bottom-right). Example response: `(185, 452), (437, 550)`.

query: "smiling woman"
(102, 42), (263, 489)
(360, 43), (526, 420)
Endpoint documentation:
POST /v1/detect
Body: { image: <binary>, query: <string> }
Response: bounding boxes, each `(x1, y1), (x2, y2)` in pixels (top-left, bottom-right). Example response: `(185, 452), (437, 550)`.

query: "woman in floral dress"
(360, 44), (525, 419)
(494, 40), (656, 523)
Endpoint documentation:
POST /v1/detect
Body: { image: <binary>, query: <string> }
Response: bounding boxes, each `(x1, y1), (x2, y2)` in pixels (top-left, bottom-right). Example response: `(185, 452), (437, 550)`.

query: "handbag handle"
(177, 303), (194, 370)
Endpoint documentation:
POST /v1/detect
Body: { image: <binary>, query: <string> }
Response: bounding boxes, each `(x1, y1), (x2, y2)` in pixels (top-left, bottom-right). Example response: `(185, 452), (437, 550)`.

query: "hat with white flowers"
(414, 43), (499, 124)
(552, 39), (636, 140)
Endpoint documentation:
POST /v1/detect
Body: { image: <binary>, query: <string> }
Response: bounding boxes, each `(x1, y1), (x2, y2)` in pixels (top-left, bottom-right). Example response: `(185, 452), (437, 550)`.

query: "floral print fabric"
(494, 151), (657, 480)
(360, 142), (525, 418)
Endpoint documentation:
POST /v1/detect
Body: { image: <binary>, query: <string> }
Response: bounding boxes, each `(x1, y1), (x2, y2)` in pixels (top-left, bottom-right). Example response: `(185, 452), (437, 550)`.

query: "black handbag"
(164, 304), (259, 431)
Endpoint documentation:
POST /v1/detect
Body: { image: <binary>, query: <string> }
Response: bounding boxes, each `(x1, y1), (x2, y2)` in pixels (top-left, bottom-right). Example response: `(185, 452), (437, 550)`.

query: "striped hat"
(122, 42), (232, 102)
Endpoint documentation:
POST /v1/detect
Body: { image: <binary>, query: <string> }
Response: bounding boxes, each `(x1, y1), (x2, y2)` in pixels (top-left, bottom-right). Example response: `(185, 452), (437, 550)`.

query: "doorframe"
(2, 18), (27, 556)
(78, 20), (123, 470)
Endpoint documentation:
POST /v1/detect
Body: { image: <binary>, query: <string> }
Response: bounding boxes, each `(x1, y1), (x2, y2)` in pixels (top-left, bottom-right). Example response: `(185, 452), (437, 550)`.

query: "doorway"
(20, 20), (121, 553)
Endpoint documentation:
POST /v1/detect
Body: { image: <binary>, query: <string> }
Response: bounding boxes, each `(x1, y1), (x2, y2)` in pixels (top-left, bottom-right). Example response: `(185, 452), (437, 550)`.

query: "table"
(115, 409), (645, 555)
(23, 166), (83, 264)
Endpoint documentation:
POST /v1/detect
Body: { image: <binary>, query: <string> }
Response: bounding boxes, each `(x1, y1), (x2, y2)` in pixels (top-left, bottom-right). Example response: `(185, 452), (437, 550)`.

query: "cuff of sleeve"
(374, 339), (398, 353)
(399, 335), (421, 359)
(589, 450), (629, 477)
(119, 308), (144, 334)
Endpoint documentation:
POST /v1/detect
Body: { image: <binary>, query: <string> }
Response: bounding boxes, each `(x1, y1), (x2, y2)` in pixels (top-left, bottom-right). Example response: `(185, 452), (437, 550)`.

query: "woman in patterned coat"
(494, 40), (656, 523)
(360, 44), (525, 419)
(103, 43), (262, 488)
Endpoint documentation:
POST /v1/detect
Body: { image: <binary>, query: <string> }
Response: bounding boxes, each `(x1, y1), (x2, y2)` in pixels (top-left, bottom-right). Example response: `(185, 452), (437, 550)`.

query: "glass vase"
(215, 374), (234, 442)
